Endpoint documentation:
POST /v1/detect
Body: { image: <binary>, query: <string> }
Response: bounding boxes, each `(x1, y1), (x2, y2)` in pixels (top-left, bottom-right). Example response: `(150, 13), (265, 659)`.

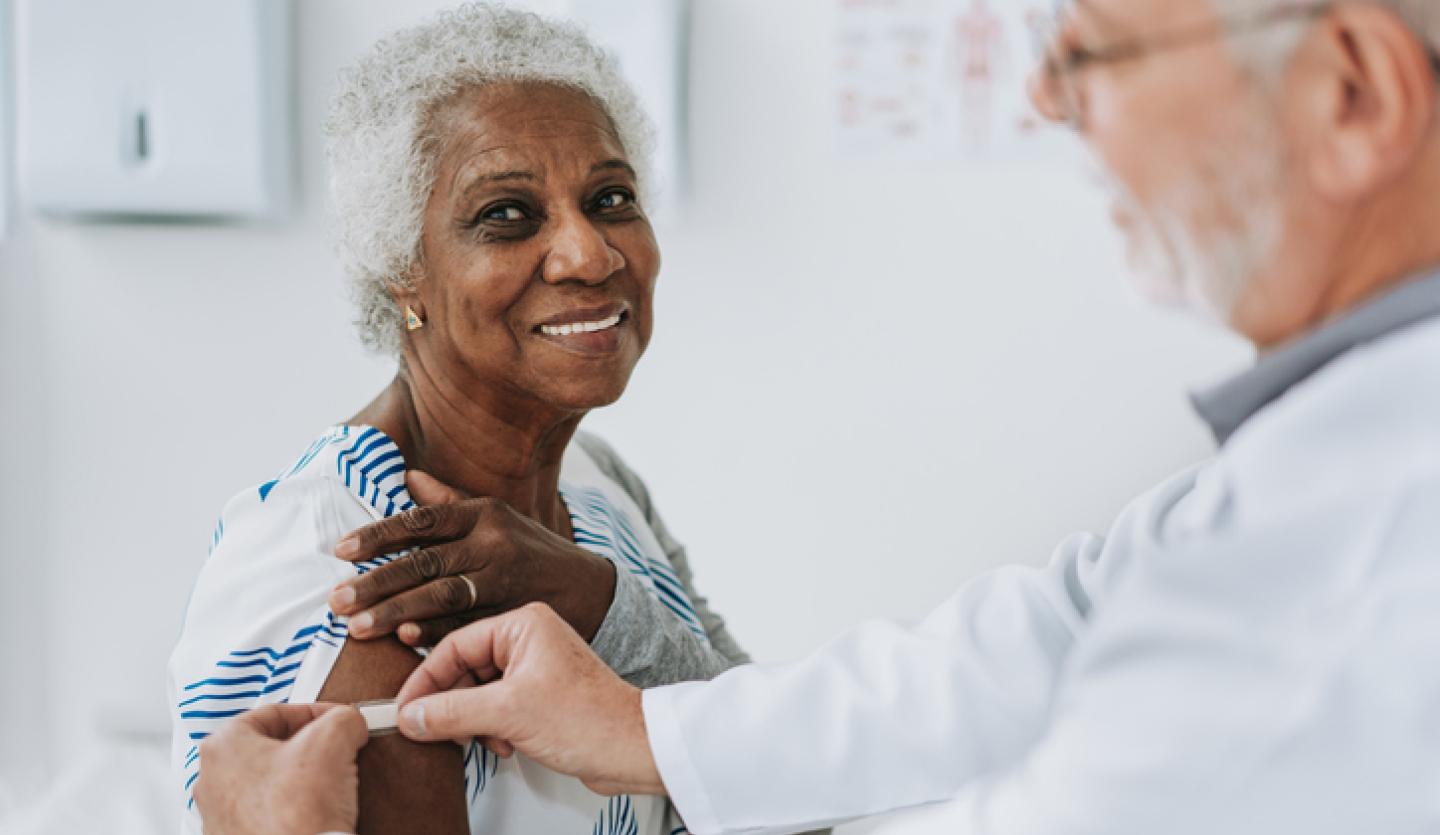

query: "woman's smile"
(532, 304), (632, 355)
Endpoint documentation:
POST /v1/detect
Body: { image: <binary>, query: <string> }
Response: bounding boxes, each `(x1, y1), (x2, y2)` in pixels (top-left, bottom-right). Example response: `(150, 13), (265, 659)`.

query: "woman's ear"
(388, 273), (427, 333)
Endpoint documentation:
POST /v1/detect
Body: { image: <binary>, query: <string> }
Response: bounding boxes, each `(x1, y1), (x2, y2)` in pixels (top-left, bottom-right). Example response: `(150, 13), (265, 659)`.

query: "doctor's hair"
(325, 2), (656, 355)
(1214, 0), (1440, 84)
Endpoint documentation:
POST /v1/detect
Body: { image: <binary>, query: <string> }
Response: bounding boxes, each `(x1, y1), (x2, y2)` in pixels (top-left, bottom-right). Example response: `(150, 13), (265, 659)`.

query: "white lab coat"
(643, 316), (1440, 835)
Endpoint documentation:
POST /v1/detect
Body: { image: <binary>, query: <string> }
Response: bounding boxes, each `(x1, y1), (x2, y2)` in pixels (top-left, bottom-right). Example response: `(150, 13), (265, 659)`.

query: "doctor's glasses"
(1031, 0), (1440, 130)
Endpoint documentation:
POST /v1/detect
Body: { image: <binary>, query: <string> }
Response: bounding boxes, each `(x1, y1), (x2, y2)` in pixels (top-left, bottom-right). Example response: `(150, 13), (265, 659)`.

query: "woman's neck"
(349, 371), (580, 533)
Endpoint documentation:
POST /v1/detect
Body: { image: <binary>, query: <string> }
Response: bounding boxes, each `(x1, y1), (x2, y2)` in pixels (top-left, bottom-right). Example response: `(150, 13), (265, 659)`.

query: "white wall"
(0, 0), (1250, 817)
(0, 0), (52, 806)
(0, 235), (49, 812)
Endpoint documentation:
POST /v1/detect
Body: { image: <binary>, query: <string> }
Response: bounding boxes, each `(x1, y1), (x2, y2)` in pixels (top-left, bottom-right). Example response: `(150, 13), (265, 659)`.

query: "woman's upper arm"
(317, 636), (470, 834)
(171, 472), (468, 834)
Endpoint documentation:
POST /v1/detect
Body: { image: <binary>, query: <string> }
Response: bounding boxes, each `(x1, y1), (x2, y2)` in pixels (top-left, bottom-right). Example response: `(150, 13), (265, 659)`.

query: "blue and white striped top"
(168, 425), (699, 834)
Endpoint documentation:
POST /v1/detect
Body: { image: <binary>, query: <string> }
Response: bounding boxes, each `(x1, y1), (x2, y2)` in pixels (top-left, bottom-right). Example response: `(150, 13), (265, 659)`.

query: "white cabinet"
(18, 0), (291, 219)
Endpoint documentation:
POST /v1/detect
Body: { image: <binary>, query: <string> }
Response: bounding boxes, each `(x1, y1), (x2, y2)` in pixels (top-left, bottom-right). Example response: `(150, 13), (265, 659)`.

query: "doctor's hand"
(194, 703), (368, 835)
(328, 471), (617, 648)
(395, 602), (666, 797)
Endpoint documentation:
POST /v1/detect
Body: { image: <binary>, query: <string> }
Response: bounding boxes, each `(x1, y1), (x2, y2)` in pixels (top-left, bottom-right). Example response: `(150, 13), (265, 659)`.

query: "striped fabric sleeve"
(167, 472), (354, 826)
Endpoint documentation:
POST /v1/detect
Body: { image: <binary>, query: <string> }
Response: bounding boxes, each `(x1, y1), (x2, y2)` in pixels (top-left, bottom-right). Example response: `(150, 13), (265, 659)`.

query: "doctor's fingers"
(481, 736), (516, 759)
(398, 603), (579, 705)
(398, 680), (521, 744)
(397, 616), (510, 705)
(198, 706), (313, 783)
(287, 706), (369, 764)
(231, 703), (346, 742)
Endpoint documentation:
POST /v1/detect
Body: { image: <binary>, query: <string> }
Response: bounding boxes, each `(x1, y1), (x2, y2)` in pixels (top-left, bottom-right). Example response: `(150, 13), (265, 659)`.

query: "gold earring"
(405, 305), (425, 332)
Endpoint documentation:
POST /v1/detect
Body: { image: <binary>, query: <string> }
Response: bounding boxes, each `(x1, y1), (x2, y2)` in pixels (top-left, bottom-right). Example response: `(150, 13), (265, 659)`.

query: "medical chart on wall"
(836, 0), (1070, 163)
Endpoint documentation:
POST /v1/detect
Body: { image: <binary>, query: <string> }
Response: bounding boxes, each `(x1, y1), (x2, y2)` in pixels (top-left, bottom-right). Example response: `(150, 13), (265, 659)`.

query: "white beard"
(1104, 111), (1287, 325)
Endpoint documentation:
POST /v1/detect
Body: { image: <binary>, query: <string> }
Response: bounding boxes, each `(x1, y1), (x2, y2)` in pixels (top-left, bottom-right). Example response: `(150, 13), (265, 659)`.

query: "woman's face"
(401, 82), (659, 416)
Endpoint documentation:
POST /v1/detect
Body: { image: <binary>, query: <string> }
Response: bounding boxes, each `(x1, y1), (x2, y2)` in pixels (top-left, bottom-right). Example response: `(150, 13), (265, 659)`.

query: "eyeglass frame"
(1034, 1), (1440, 127)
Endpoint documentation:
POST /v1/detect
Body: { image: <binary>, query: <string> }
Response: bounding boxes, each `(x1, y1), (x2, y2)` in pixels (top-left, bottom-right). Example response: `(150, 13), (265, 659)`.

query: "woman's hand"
(329, 471), (617, 647)
(396, 603), (665, 797)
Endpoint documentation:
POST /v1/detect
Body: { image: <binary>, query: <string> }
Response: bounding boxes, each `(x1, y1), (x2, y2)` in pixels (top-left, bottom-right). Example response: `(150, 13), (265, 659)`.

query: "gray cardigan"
(578, 432), (752, 687)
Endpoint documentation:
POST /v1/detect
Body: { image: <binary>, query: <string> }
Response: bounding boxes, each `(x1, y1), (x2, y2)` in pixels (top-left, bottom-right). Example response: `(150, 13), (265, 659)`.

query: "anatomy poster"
(836, 0), (1067, 162)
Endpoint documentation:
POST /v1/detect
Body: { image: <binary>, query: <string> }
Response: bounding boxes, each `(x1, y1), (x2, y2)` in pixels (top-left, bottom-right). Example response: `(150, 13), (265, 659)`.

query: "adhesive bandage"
(356, 699), (399, 737)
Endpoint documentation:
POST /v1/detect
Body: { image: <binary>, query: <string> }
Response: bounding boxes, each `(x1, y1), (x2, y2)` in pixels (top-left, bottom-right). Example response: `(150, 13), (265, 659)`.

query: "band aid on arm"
(356, 699), (399, 737)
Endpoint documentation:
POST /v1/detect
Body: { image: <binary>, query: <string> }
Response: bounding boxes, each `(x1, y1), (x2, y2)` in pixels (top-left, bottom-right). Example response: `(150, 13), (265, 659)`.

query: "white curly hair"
(326, 2), (656, 354)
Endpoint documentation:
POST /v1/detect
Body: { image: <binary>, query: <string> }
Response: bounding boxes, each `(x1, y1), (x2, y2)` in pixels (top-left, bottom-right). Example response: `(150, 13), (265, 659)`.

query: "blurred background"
(0, 0), (1249, 831)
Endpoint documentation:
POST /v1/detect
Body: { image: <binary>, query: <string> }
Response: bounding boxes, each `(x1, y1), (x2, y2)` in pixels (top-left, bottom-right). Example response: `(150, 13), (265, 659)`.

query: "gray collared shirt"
(1191, 267), (1440, 445)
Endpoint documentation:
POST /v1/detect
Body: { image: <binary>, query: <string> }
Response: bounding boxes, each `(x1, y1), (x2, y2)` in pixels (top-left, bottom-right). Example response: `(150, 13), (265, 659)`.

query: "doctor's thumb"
(399, 686), (509, 744)
(296, 705), (369, 758)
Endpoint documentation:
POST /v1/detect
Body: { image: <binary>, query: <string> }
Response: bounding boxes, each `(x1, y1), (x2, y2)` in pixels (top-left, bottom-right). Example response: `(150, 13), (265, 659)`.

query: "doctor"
(196, 0), (1440, 832)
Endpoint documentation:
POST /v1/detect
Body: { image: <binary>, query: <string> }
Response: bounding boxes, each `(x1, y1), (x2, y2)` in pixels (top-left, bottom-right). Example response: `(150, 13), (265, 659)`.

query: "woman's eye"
(595, 190), (634, 211)
(481, 204), (526, 222)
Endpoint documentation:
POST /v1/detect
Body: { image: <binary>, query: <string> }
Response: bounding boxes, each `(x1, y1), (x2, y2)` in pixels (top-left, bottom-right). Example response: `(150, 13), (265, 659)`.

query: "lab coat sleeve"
(643, 532), (1107, 835)
(919, 484), (1440, 835)
(649, 476), (1440, 835)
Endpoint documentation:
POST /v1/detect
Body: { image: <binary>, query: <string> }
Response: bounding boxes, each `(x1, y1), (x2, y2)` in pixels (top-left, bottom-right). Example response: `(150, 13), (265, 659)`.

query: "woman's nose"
(543, 216), (625, 285)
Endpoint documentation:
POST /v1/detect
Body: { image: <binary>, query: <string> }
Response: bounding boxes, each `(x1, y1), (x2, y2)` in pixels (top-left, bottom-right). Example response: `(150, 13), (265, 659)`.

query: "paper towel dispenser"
(18, 0), (291, 220)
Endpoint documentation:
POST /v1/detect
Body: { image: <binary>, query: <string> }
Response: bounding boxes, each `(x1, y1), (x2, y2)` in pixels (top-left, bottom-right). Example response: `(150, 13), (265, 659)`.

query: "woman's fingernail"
(352, 612), (373, 633)
(398, 623), (420, 644)
(401, 703), (427, 738)
(335, 535), (359, 559)
(330, 586), (356, 610)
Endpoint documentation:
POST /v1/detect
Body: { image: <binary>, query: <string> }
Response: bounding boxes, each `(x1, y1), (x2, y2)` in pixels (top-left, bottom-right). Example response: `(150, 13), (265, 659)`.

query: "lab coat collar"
(1191, 266), (1440, 446)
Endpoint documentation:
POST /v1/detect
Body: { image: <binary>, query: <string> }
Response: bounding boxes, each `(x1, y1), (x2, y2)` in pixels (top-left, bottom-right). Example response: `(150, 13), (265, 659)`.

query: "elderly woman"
(168, 5), (747, 833)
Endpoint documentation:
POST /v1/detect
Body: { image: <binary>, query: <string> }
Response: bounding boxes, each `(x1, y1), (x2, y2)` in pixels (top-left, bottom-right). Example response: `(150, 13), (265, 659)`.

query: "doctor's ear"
(1297, 4), (1439, 199)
